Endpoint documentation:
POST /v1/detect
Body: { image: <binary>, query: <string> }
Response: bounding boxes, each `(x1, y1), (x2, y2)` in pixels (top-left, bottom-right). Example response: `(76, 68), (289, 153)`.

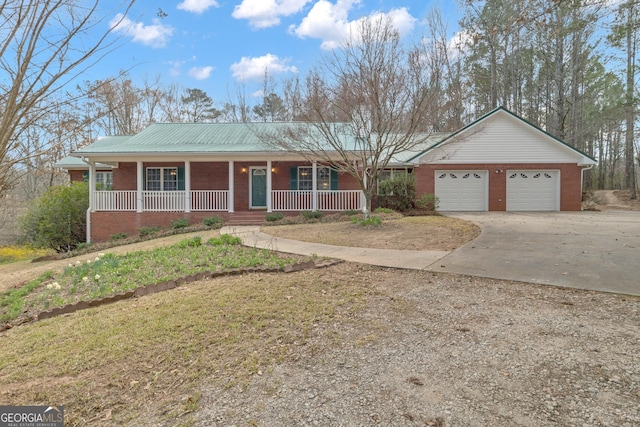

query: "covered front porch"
(87, 160), (365, 213)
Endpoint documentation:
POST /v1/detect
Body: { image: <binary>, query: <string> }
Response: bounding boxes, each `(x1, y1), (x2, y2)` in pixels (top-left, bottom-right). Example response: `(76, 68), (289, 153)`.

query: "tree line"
(1, 0), (638, 214)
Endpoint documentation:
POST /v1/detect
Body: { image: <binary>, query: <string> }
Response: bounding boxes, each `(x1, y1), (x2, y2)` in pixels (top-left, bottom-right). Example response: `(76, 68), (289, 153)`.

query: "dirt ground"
(588, 189), (640, 211)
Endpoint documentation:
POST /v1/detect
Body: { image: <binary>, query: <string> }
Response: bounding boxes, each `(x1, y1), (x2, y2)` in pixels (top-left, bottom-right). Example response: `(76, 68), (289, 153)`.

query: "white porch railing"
(272, 190), (363, 211)
(191, 190), (228, 211)
(143, 191), (184, 211)
(94, 191), (137, 211)
(93, 190), (361, 212)
(316, 190), (363, 211)
(272, 190), (314, 210)
(93, 190), (229, 212)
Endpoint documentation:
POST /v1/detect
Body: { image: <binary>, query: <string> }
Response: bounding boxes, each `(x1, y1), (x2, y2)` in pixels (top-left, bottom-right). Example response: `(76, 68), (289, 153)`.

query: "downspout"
(580, 164), (595, 208)
(81, 158), (95, 244)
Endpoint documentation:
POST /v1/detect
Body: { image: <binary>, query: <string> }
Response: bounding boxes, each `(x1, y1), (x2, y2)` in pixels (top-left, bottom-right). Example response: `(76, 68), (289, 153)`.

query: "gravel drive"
(195, 264), (640, 427)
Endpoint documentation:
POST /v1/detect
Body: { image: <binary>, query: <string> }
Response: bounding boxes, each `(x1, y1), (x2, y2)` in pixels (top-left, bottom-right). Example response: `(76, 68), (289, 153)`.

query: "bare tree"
(0, 0), (134, 199)
(262, 16), (437, 216)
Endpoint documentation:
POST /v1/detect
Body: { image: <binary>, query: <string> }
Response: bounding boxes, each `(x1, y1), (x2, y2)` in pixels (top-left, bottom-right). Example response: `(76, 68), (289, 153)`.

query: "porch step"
(224, 212), (266, 225)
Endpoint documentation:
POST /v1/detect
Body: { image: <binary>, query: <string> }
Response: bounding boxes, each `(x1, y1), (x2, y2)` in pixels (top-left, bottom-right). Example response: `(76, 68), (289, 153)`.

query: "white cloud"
(447, 29), (474, 57)
(110, 14), (174, 48)
(232, 0), (312, 29)
(189, 66), (215, 80)
(177, 0), (220, 14)
(290, 1), (415, 50)
(230, 54), (298, 81)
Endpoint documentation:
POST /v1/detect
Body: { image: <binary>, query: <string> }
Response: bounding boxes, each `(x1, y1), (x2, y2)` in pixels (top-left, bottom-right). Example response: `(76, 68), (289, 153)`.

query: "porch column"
(137, 161), (143, 213)
(228, 161), (234, 212)
(267, 160), (273, 212)
(312, 161), (318, 211)
(184, 160), (191, 212)
(87, 161), (96, 244)
(88, 161), (96, 211)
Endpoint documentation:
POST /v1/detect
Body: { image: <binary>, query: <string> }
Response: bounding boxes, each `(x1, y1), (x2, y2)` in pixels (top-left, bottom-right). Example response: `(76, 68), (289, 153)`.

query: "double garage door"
(435, 170), (559, 211)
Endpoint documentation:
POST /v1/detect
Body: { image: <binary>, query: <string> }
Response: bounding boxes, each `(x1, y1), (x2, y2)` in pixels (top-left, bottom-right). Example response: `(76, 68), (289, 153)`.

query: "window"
(297, 166), (331, 190)
(82, 171), (113, 190)
(95, 172), (113, 190)
(146, 167), (180, 191)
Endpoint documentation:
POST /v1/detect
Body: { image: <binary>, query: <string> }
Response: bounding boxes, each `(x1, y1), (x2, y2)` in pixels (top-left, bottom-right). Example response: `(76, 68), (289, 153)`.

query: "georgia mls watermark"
(0, 406), (64, 427)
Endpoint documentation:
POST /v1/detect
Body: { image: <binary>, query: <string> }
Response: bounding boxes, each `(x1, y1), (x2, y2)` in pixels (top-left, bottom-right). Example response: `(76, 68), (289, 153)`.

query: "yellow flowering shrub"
(0, 246), (52, 264)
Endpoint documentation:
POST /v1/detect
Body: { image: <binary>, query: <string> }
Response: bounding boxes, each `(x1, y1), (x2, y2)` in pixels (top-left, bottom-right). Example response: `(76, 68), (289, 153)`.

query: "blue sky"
(95, 0), (461, 103)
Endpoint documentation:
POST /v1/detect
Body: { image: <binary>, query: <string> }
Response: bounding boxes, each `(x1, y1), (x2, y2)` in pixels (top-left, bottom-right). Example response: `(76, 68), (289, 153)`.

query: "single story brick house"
(57, 107), (596, 242)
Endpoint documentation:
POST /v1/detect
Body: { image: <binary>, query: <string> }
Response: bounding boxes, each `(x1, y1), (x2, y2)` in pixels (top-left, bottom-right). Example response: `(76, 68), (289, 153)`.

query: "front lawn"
(0, 235), (303, 324)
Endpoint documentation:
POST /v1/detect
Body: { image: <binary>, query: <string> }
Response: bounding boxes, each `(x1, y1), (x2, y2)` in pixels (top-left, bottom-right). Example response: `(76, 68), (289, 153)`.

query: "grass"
(0, 236), (302, 323)
(266, 215), (481, 251)
(0, 265), (368, 426)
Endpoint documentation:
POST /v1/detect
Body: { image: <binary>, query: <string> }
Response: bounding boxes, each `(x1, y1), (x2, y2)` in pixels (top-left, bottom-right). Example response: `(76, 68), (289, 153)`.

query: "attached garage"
(506, 170), (559, 211)
(435, 170), (487, 211)
(410, 107), (597, 212)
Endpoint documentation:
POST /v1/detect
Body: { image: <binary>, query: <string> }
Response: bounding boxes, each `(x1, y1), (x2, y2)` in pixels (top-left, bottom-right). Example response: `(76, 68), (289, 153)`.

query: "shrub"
(301, 210), (323, 220)
(203, 216), (224, 228)
(265, 212), (284, 222)
(171, 218), (189, 229)
(377, 173), (415, 212)
(340, 209), (360, 216)
(139, 226), (161, 237)
(110, 232), (127, 241)
(352, 216), (382, 227)
(415, 194), (439, 211)
(176, 236), (202, 248)
(207, 234), (242, 246)
(19, 182), (89, 252)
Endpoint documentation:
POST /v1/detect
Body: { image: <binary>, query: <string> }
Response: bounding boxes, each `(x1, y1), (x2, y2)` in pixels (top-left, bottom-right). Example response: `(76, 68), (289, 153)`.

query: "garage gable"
(413, 107), (597, 166)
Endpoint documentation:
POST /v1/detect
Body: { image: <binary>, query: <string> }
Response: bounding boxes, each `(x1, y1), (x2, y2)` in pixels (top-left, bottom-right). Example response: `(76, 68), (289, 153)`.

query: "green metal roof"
(73, 122), (359, 155)
(54, 156), (113, 169)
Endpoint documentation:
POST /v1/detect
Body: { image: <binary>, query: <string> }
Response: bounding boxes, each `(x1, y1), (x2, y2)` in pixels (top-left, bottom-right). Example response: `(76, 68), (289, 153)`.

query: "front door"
(250, 167), (267, 208)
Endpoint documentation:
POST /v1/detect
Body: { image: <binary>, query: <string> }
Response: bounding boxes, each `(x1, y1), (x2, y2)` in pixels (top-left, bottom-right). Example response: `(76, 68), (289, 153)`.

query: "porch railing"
(191, 190), (228, 211)
(93, 190), (361, 212)
(94, 191), (137, 211)
(271, 190), (363, 211)
(93, 190), (229, 212)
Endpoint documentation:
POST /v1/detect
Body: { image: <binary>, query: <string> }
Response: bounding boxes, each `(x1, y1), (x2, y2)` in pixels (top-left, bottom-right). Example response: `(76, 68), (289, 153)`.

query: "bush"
(415, 194), (439, 211)
(203, 216), (224, 228)
(207, 234), (242, 246)
(377, 173), (415, 212)
(110, 232), (127, 241)
(139, 226), (161, 237)
(19, 182), (89, 252)
(176, 236), (202, 248)
(352, 216), (382, 227)
(340, 209), (360, 216)
(301, 210), (323, 220)
(265, 212), (284, 222)
(171, 218), (189, 229)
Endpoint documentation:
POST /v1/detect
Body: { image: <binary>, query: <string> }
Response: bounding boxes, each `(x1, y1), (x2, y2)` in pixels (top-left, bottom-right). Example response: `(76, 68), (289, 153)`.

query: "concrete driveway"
(431, 211), (640, 296)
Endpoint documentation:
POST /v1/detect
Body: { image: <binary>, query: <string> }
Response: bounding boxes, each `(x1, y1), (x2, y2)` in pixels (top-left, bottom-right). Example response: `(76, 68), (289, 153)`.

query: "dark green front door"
(251, 168), (267, 208)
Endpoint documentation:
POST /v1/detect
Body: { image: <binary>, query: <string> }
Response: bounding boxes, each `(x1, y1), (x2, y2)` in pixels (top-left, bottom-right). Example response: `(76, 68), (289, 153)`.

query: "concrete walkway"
(220, 226), (450, 270)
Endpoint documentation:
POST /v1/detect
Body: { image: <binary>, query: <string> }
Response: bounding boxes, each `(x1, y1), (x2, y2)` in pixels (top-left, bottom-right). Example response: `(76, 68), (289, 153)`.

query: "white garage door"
(506, 170), (559, 211)
(435, 170), (487, 211)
